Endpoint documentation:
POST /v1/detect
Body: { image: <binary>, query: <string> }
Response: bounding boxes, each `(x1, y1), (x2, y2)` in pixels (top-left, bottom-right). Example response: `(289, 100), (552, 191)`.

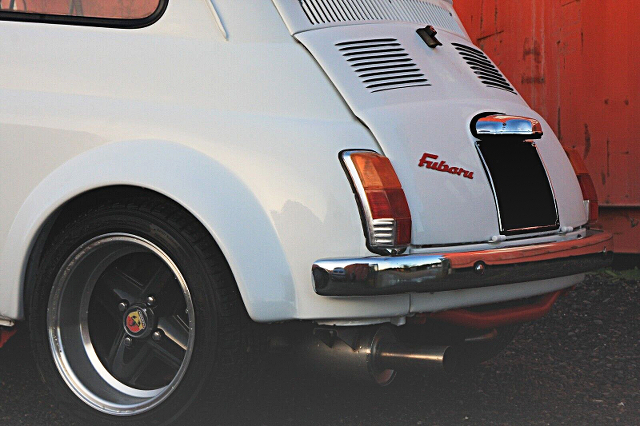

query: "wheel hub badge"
(123, 306), (154, 338)
(126, 309), (146, 334)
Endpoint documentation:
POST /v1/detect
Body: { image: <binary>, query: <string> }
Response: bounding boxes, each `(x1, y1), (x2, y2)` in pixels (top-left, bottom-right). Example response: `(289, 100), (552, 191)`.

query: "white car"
(0, 0), (613, 424)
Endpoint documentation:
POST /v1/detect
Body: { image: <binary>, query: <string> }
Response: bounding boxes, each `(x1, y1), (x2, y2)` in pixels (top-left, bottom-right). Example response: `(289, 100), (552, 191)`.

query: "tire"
(29, 195), (257, 425)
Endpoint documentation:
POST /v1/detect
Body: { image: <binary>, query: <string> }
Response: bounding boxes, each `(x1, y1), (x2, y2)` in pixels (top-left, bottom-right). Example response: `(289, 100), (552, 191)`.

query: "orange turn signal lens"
(346, 152), (412, 248)
(565, 149), (599, 224)
(351, 153), (403, 189)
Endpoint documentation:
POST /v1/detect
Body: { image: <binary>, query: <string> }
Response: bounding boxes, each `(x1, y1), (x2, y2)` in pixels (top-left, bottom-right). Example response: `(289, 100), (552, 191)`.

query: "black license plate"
(477, 139), (559, 235)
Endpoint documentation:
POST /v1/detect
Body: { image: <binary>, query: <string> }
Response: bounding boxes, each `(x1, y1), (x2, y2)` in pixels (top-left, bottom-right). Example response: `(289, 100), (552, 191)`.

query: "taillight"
(565, 149), (599, 225)
(341, 151), (412, 251)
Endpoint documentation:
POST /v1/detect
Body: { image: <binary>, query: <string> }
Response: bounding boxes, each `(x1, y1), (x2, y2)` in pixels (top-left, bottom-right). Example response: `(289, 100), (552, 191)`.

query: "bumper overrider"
(312, 230), (613, 296)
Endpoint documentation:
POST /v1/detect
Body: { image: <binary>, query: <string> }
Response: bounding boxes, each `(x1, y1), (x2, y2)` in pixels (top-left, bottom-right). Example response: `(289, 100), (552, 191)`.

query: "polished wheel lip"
(47, 233), (196, 416)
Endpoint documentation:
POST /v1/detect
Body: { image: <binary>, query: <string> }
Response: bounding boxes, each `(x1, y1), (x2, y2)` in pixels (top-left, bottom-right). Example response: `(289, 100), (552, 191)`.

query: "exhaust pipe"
(270, 325), (458, 386)
(369, 326), (458, 384)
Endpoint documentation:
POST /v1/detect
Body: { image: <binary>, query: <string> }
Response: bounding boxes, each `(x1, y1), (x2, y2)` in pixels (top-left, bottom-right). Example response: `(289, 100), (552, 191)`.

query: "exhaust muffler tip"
(269, 324), (456, 387)
(369, 326), (457, 385)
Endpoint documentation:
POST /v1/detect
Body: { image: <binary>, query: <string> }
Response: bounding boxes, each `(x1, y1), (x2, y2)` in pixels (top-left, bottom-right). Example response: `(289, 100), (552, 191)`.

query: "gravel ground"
(0, 270), (638, 425)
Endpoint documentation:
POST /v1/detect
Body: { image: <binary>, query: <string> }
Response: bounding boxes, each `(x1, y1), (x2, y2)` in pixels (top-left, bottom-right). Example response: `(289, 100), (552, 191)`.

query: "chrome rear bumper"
(312, 230), (613, 296)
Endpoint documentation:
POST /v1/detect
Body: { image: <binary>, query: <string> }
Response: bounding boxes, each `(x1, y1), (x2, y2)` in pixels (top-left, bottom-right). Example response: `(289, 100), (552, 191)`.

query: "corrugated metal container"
(454, 0), (639, 253)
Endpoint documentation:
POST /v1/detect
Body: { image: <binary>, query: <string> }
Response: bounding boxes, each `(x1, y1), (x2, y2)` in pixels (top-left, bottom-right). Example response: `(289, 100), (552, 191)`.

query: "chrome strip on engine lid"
(475, 115), (543, 139)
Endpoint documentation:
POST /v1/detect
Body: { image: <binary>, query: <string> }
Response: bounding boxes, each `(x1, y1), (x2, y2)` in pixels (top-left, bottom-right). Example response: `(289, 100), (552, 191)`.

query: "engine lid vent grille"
(452, 42), (516, 94)
(337, 38), (430, 93)
(300, 0), (460, 33)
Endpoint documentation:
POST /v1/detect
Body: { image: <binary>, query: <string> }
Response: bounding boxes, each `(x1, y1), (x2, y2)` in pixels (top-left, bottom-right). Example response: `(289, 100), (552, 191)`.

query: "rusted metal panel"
(455, 0), (640, 252)
(599, 209), (639, 254)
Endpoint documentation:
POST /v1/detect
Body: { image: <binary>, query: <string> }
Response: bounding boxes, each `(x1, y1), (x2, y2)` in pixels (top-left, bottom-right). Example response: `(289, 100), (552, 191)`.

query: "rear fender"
(0, 140), (295, 321)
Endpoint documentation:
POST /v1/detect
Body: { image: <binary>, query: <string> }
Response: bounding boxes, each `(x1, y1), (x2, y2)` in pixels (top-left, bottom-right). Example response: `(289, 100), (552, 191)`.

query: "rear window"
(0, 0), (165, 27)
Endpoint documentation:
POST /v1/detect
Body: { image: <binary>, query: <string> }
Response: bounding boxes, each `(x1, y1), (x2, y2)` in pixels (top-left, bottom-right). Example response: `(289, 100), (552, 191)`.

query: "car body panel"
(295, 22), (587, 245)
(0, 1), (414, 322)
(410, 273), (584, 314)
(0, 0), (597, 323)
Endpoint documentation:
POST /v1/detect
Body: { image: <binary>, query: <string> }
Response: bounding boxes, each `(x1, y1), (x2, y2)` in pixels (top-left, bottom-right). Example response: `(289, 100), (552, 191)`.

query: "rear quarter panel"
(0, 0), (411, 321)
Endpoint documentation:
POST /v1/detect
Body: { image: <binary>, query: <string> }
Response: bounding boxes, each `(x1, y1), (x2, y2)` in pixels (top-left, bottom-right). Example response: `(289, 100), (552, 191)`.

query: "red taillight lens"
(365, 190), (394, 218)
(565, 149), (599, 224)
(345, 152), (412, 248)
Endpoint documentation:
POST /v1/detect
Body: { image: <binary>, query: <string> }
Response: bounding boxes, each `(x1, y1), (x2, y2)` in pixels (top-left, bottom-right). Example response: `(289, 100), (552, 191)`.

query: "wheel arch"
(22, 185), (186, 319)
(1, 139), (297, 322)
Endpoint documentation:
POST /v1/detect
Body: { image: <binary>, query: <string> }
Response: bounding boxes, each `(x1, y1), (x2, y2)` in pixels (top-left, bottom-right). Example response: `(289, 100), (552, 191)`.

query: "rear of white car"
(271, 0), (611, 310)
(0, 1), (612, 424)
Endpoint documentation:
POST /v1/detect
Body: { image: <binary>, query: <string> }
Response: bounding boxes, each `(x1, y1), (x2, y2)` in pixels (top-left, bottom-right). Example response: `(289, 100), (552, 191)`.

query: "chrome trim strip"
(342, 150), (378, 248)
(312, 249), (613, 297)
(475, 115), (543, 139)
(341, 150), (401, 252)
(412, 225), (587, 249)
(0, 317), (15, 327)
(313, 254), (450, 296)
(207, 0), (228, 40)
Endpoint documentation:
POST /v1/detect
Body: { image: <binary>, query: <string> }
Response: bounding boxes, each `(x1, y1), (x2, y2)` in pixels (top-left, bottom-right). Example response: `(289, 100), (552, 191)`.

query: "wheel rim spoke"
(107, 333), (152, 385)
(92, 285), (124, 322)
(99, 266), (146, 301)
(141, 265), (176, 300)
(157, 315), (189, 351)
(107, 328), (127, 364)
(148, 339), (184, 372)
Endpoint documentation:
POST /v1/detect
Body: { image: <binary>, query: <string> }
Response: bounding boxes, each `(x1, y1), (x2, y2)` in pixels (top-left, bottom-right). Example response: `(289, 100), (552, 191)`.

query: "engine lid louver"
(299, 0), (461, 34)
(338, 38), (430, 93)
(452, 42), (516, 94)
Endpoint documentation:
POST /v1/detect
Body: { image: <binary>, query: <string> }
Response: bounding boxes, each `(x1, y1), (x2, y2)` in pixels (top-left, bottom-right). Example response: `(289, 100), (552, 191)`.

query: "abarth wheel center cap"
(123, 305), (155, 339)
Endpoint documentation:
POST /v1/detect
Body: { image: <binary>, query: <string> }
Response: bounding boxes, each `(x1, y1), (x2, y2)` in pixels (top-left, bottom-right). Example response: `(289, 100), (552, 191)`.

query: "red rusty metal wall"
(454, 0), (640, 253)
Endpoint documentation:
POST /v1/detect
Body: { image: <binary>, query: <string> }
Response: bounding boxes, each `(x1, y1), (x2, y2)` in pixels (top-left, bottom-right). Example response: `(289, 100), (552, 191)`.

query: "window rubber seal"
(0, 0), (168, 29)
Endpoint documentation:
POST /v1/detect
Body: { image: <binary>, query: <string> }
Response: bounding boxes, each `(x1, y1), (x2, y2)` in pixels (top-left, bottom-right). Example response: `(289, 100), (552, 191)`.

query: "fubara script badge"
(418, 153), (474, 179)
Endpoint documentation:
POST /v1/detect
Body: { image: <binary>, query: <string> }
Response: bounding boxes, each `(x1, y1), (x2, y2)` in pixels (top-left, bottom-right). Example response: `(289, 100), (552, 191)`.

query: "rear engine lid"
(273, 1), (586, 246)
(273, 0), (464, 36)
